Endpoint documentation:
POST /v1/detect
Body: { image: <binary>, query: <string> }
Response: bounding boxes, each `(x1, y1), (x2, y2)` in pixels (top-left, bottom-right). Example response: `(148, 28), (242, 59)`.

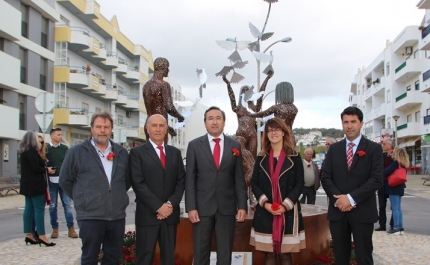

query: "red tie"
(157, 145), (166, 168)
(213, 138), (221, 169)
(347, 142), (354, 170)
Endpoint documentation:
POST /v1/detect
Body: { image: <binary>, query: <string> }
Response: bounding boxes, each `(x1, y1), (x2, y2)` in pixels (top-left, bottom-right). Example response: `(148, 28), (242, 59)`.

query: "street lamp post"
(393, 115), (400, 146)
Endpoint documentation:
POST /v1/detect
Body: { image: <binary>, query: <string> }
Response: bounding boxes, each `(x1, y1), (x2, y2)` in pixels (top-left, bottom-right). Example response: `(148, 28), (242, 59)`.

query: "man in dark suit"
(130, 114), (185, 265)
(321, 107), (383, 265)
(185, 106), (248, 265)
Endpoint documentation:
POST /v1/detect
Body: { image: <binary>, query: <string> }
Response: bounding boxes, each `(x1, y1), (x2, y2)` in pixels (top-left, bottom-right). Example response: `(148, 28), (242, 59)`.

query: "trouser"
(49, 181), (74, 228)
(299, 186), (316, 204)
(23, 194), (46, 235)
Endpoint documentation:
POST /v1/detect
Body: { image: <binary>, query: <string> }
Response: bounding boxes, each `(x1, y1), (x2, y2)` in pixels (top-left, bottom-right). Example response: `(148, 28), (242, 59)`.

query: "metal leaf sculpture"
(248, 41), (259, 52)
(216, 39), (250, 51)
(243, 85), (255, 101)
(249, 22), (261, 39)
(261, 32), (274, 41)
(232, 60), (248, 69)
(230, 72), (245, 84)
(252, 51), (272, 63)
(215, 66), (234, 77)
(263, 0), (278, 3)
(228, 51), (242, 63)
(262, 64), (274, 75)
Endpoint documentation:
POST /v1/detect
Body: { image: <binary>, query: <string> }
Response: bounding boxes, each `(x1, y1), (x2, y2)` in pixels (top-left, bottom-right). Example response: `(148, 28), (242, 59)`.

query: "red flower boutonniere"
(356, 150), (366, 157)
(232, 148), (240, 156)
(106, 152), (115, 161)
(271, 203), (280, 211)
(307, 164), (311, 168)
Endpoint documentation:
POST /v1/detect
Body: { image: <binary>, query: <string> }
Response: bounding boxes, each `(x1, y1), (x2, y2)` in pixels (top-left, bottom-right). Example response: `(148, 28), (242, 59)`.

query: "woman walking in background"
(250, 118), (305, 265)
(385, 147), (409, 235)
(19, 131), (55, 247)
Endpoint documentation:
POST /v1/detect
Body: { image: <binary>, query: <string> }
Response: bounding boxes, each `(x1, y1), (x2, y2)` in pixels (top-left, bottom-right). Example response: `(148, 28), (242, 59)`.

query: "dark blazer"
(185, 134), (247, 216)
(251, 153), (304, 235)
(19, 147), (47, 196)
(321, 136), (383, 223)
(130, 142), (185, 225)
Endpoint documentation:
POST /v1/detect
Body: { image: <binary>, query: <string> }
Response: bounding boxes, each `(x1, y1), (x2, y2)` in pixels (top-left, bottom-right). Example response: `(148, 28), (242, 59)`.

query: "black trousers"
(299, 186), (316, 204)
(377, 185), (387, 227)
(78, 218), (125, 265)
(192, 211), (236, 265)
(330, 214), (374, 265)
(136, 222), (177, 265)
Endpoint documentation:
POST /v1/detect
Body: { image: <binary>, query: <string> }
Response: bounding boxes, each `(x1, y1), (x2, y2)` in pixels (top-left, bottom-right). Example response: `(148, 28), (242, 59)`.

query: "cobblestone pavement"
(0, 175), (429, 264)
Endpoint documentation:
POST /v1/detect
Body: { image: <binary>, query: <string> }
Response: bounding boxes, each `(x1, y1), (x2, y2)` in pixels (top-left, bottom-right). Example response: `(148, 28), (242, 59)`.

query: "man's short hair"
(90, 111), (114, 128)
(341, 107), (363, 122)
(204, 106), (226, 121)
(50, 127), (62, 135)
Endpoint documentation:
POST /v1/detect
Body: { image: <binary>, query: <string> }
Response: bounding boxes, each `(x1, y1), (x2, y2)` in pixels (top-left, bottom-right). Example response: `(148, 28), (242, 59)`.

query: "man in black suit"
(130, 114), (185, 265)
(185, 106), (248, 265)
(321, 107), (383, 265)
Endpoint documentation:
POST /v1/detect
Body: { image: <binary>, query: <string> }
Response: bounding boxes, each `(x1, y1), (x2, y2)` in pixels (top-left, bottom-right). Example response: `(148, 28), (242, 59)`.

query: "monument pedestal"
(154, 205), (330, 264)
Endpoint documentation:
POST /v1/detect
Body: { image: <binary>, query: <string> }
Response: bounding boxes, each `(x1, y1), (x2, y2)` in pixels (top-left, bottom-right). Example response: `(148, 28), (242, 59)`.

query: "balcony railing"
(422, 25), (430, 39)
(127, 95), (138, 100)
(395, 61), (406, 73)
(69, 108), (88, 115)
(118, 57), (128, 65)
(397, 123), (407, 130)
(395, 92), (407, 102)
(107, 51), (117, 57)
(424, 115), (430, 125)
(424, 69), (430, 82)
(106, 83), (117, 90)
(70, 26), (90, 36)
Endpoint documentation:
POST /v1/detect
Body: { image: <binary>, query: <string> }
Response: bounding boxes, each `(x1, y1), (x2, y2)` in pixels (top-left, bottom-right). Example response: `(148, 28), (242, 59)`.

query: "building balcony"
(94, 43), (106, 60)
(53, 108), (90, 128)
(394, 59), (424, 83)
(118, 95), (139, 111)
(392, 26), (419, 55)
(94, 80), (106, 95)
(82, 36), (100, 56)
(116, 61), (128, 74)
(394, 90), (422, 111)
(0, 104), (19, 139)
(101, 85), (118, 101)
(115, 90), (128, 105)
(139, 127), (147, 140)
(422, 114), (430, 134)
(69, 26), (91, 50)
(102, 52), (118, 69)
(364, 86), (374, 100)
(373, 103), (386, 120)
(422, 69), (430, 92)
(374, 77), (385, 92)
(364, 110), (373, 122)
(126, 125), (139, 139)
(68, 66), (91, 88)
(396, 122), (421, 138)
(349, 95), (358, 107)
(0, 51), (20, 90)
(0, 0), (21, 41)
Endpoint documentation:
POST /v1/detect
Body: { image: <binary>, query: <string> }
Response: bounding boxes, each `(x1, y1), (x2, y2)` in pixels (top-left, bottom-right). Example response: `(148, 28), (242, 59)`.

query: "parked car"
(313, 159), (322, 170)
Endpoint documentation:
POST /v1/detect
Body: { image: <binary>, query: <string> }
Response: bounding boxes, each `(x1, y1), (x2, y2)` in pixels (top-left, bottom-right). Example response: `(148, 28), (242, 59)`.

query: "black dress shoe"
(375, 226), (386, 231)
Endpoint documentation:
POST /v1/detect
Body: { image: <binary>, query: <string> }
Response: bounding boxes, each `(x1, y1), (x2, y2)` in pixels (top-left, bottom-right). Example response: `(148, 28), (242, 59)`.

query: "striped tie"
(347, 142), (354, 170)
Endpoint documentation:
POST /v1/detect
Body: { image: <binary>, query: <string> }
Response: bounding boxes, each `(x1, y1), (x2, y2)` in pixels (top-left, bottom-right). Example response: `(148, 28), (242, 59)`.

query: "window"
(427, 108), (430, 115)
(95, 107), (101, 114)
(18, 95), (26, 130)
(414, 49), (419, 59)
(20, 4), (28, 38)
(406, 85), (411, 91)
(415, 80), (420, 91)
(117, 115), (124, 126)
(407, 114), (412, 123)
(387, 117), (391, 129)
(386, 62), (390, 76)
(415, 111), (421, 122)
(19, 48), (27, 84)
(82, 102), (89, 113)
(40, 58), (46, 90)
(387, 90), (391, 103)
(41, 18), (48, 48)
(0, 37), (4, 51)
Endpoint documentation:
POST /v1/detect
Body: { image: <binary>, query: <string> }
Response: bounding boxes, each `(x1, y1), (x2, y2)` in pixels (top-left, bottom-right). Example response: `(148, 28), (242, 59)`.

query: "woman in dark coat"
(20, 131), (55, 246)
(385, 147), (409, 235)
(250, 118), (305, 265)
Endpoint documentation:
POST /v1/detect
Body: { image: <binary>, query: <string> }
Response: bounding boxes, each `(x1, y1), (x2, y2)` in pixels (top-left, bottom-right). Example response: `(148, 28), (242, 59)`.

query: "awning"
(398, 137), (420, 148)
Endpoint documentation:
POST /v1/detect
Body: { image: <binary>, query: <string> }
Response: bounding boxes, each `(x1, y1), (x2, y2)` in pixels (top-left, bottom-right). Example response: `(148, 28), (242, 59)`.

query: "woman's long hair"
(260, 117), (297, 156)
(37, 135), (47, 161)
(394, 147), (410, 168)
(19, 131), (40, 154)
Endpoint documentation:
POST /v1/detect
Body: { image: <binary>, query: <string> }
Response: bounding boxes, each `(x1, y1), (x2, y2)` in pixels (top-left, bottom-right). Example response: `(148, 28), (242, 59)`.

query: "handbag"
(388, 164), (407, 187)
(44, 171), (51, 205)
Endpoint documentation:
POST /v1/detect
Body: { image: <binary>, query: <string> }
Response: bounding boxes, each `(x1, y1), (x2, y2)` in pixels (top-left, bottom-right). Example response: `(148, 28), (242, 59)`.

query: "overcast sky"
(98, 0), (423, 134)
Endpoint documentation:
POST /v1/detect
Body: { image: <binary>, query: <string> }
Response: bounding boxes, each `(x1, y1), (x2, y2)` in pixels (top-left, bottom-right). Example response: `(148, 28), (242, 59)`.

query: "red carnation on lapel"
(356, 150), (366, 156)
(271, 203), (280, 211)
(106, 152), (115, 161)
(232, 148), (240, 156)
(307, 164), (311, 168)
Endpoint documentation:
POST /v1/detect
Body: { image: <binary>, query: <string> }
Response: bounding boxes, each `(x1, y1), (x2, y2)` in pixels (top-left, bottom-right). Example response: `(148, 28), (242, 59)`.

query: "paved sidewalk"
(0, 175), (428, 264)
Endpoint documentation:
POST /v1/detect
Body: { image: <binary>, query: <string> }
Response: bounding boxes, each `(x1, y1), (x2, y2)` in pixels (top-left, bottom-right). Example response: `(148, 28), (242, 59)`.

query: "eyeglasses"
(267, 128), (282, 134)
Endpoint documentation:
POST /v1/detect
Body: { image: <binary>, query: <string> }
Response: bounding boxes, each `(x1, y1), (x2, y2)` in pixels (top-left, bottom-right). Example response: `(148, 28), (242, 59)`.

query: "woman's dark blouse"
(19, 147), (47, 196)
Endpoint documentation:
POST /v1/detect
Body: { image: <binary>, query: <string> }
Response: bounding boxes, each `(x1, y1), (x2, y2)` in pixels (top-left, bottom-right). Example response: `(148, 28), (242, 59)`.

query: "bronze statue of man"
(143, 57), (184, 143)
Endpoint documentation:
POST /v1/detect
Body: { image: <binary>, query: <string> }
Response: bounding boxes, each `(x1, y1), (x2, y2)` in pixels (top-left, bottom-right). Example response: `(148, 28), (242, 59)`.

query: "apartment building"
(52, 0), (153, 150)
(349, 0), (430, 173)
(0, 0), (60, 177)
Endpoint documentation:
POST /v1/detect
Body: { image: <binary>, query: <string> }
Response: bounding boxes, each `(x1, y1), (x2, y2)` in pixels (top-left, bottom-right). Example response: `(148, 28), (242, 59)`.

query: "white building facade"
(349, 0), (430, 173)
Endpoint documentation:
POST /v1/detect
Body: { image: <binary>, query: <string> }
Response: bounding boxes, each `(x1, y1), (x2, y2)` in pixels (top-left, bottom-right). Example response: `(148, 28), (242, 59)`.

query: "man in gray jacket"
(60, 112), (130, 265)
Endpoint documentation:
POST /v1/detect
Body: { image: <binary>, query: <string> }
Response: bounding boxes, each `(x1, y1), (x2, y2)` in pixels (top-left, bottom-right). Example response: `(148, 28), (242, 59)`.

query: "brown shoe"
(68, 226), (78, 238)
(51, 228), (59, 239)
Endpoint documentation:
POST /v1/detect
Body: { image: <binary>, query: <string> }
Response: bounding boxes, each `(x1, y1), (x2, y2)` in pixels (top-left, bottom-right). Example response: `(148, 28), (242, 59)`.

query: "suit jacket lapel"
(338, 139), (349, 172)
(145, 143), (164, 170)
(350, 137), (367, 170)
(165, 145), (173, 170)
(219, 135), (232, 170)
(200, 135), (217, 169)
